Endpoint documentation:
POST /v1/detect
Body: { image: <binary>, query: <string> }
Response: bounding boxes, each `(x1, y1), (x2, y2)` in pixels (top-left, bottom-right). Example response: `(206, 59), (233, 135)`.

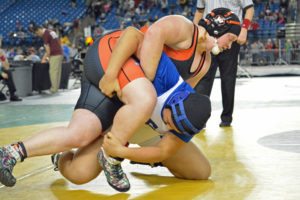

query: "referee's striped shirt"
(196, 0), (254, 21)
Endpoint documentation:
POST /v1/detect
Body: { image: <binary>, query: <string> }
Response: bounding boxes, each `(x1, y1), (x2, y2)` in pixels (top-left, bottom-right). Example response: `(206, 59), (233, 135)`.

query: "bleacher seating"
(0, 0), (86, 46)
(0, 0), (297, 47)
(96, 0), (195, 31)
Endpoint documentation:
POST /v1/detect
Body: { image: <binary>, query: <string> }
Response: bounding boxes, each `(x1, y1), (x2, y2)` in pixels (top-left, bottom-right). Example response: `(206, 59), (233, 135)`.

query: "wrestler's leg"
(57, 136), (103, 185)
(111, 78), (157, 144)
(23, 109), (102, 157)
(162, 141), (211, 180)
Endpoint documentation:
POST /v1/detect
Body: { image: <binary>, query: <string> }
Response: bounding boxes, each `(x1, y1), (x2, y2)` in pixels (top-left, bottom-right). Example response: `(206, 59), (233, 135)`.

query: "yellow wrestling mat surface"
(0, 77), (300, 200)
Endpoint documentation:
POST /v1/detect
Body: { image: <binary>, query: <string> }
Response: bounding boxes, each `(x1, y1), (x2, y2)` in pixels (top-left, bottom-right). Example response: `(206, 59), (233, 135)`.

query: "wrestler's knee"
(134, 85), (157, 117)
(66, 173), (96, 185)
(61, 127), (91, 148)
(137, 93), (156, 117)
(170, 163), (211, 180)
(192, 164), (211, 180)
(60, 161), (99, 184)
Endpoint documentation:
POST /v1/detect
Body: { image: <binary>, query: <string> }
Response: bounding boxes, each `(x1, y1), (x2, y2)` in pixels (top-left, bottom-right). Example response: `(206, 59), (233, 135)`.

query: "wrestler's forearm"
(119, 133), (185, 163)
(105, 27), (143, 78)
(119, 146), (168, 163)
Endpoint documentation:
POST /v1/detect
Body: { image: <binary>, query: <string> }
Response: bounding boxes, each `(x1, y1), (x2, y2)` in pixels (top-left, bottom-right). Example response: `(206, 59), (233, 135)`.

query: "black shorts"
(74, 34), (123, 131)
(74, 30), (146, 131)
(74, 74), (123, 131)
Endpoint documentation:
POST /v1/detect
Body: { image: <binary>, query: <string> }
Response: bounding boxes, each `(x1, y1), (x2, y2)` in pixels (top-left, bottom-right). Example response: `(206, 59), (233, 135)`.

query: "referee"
(193, 0), (254, 127)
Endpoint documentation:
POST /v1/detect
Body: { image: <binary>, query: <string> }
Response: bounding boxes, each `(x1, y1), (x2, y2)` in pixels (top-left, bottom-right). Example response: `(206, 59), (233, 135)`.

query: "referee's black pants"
(195, 42), (240, 124)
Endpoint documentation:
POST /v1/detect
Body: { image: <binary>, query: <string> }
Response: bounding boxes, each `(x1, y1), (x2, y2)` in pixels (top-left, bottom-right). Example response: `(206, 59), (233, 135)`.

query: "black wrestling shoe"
(219, 121), (231, 127)
(0, 146), (17, 187)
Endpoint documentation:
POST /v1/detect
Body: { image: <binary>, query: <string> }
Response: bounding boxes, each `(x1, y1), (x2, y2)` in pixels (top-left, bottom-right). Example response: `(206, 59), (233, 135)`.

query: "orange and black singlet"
(141, 25), (206, 80)
(162, 25), (206, 80)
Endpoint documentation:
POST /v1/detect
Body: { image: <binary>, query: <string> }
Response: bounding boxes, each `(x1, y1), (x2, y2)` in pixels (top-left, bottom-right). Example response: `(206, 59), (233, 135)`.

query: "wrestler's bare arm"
(103, 131), (186, 163)
(99, 27), (144, 98)
(140, 15), (195, 81)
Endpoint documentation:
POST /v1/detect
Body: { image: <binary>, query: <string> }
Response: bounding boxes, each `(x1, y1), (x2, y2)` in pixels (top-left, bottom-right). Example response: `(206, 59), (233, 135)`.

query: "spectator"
(251, 41), (260, 64)
(251, 20), (260, 39)
(93, 24), (105, 38)
(62, 44), (70, 62)
(72, 17), (80, 38)
(257, 40), (265, 64)
(272, 39), (279, 62)
(71, 0), (76, 8)
(264, 39), (274, 65)
(7, 48), (16, 59)
(26, 48), (41, 62)
(33, 25), (63, 94)
(264, 2), (272, 16)
(161, 0), (168, 13)
(60, 33), (71, 46)
(277, 13), (286, 25)
(37, 46), (45, 59)
(285, 39), (292, 64)
(280, 0), (288, 10)
(13, 48), (24, 61)
(296, 40), (300, 64)
(291, 40), (297, 64)
(69, 44), (78, 59)
(0, 46), (22, 101)
(289, 0), (297, 22)
(61, 8), (68, 16)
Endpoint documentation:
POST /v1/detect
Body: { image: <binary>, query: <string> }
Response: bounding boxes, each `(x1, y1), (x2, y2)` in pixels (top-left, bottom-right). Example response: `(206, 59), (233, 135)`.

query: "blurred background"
(0, 0), (299, 98)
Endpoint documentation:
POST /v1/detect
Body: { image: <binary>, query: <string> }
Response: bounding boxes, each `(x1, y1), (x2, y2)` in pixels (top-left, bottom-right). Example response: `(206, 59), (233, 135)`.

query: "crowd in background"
(0, 0), (299, 66)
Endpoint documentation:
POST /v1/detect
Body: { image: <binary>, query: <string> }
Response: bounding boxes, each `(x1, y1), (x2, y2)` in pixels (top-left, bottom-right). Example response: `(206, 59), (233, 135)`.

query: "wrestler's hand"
(99, 74), (121, 98)
(103, 132), (125, 157)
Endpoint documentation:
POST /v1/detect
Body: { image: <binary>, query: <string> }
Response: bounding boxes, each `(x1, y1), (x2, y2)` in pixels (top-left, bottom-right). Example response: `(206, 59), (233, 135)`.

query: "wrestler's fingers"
(116, 84), (122, 99)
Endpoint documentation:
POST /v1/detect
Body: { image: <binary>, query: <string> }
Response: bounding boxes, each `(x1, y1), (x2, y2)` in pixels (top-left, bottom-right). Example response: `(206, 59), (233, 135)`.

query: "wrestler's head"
(199, 7), (241, 55)
(164, 91), (211, 136)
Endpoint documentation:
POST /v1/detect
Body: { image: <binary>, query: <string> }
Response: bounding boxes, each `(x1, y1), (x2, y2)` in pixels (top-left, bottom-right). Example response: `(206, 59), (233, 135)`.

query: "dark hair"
(32, 25), (43, 33)
(199, 7), (241, 38)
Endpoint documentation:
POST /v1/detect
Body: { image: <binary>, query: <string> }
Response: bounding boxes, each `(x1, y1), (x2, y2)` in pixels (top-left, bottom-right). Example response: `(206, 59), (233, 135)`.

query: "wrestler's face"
(163, 108), (182, 133)
(217, 33), (238, 52)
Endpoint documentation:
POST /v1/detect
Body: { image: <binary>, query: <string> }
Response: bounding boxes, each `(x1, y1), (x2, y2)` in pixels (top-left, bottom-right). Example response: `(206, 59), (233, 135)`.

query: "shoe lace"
(111, 164), (124, 179)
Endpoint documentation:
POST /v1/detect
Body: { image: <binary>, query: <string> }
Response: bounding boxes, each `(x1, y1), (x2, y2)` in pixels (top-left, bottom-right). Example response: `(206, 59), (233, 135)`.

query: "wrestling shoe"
(98, 150), (130, 192)
(51, 153), (61, 171)
(0, 146), (17, 187)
